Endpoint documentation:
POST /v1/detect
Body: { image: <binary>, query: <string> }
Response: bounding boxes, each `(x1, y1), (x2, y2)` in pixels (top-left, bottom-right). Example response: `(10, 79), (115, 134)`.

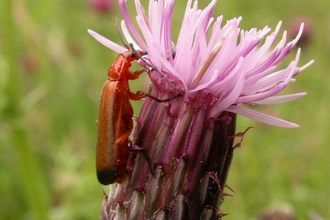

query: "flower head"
(88, 0), (313, 219)
(89, 0), (313, 128)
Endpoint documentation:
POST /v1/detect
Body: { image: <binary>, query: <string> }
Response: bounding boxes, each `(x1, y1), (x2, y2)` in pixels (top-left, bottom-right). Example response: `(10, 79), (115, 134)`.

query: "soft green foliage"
(0, 0), (329, 219)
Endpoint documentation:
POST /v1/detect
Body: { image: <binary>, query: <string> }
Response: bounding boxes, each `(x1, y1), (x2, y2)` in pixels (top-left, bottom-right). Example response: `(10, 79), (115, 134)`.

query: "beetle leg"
(128, 90), (144, 101)
(116, 131), (131, 146)
(144, 91), (183, 103)
(128, 69), (145, 80)
(129, 87), (183, 102)
(115, 112), (133, 146)
(130, 143), (155, 176)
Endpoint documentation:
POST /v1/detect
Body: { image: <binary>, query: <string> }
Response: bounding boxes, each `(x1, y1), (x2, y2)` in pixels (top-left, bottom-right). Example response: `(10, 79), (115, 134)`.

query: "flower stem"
(101, 91), (237, 219)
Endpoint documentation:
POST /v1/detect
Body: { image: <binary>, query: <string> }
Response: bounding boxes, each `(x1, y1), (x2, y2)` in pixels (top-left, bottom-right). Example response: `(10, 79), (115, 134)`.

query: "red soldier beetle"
(96, 43), (182, 185)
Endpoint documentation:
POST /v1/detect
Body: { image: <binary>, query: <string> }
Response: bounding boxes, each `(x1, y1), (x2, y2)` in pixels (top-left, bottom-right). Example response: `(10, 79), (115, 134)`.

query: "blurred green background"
(0, 0), (329, 219)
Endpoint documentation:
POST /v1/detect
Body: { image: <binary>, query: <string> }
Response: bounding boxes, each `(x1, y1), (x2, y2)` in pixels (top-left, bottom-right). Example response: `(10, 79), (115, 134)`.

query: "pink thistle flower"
(89, 0), (313, 128)
(88, 0), (313, 219)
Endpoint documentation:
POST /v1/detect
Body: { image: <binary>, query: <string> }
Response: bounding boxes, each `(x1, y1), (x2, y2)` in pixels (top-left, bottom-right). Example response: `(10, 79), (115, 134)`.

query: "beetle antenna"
(111, 17), (130, 50)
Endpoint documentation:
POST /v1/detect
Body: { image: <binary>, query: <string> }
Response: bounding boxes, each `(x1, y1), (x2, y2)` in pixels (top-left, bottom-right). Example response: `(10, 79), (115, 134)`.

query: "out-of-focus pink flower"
(89, 0), (114, 13)
(20, 53), (39, 74)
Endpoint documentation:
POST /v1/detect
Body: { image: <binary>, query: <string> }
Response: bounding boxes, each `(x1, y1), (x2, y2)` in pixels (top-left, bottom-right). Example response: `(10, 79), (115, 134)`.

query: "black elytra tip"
(97, 169), (117, 185)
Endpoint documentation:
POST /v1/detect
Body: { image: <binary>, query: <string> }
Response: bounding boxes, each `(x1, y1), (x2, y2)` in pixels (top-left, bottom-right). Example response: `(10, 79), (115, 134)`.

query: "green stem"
(11, 126), (50, 220)
(3, 1), (20, 111)
(2, 1), (50, 219)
